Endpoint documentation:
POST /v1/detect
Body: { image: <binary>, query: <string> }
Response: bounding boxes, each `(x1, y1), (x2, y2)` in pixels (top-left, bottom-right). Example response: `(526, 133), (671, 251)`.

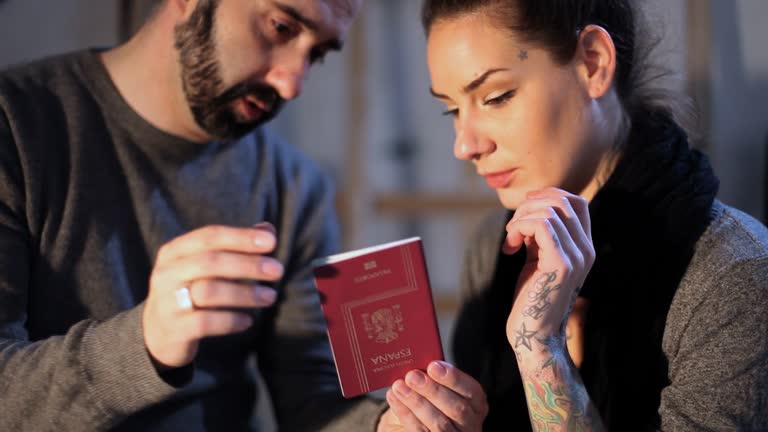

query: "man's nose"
(265, 55), (309, 101)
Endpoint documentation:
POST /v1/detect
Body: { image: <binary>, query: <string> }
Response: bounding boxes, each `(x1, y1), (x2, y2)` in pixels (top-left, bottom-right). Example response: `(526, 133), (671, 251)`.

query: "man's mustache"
(212, 82), (283, 114)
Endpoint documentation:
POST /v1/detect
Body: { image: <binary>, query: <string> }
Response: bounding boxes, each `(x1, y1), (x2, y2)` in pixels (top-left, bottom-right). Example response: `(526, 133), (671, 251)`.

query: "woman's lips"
(483, 169), (517, 189)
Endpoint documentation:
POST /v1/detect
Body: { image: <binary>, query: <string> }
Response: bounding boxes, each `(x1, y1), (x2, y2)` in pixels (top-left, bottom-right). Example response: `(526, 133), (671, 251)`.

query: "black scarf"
(453, 112), (719, 431)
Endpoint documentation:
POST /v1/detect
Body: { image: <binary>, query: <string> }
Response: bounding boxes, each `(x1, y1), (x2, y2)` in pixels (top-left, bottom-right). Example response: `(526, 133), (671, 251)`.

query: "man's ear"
(575, 24), (617, 99)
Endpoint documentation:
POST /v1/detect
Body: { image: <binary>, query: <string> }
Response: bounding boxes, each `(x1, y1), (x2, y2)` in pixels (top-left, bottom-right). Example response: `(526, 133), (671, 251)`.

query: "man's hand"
(142, 224), (283, 369)
(377, 361), (488, 432)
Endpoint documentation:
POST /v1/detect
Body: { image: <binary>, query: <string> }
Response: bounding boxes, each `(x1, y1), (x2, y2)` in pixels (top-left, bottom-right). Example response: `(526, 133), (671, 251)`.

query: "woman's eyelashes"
(484, 90), (516, 107)
(442, 107), (458, 117)
(440, 90), (516, 118)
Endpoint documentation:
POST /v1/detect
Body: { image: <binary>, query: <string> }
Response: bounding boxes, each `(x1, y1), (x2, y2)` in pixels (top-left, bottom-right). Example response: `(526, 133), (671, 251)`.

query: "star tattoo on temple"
(518, 49), (528, 61)
(514, 322), (538, 351)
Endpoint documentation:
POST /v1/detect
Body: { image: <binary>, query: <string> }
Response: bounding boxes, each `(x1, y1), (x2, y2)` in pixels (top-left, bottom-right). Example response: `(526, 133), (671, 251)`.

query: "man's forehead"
(322, 0), (362, 18)
(273, 0), (361, 46)
(275, 0), (360, 19)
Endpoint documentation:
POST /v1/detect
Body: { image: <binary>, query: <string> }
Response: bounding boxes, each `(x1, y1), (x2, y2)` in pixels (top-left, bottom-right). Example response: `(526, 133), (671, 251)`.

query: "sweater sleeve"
(0, 111), (179, 431)
(660, 256), (768, 431)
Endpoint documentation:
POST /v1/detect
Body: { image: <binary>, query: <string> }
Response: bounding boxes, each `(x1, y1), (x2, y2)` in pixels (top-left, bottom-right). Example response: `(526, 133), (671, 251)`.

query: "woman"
(377, 0), (768, 431)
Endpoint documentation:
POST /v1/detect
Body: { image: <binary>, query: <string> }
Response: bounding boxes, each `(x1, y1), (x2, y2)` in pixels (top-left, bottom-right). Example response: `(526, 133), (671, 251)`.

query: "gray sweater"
(0, 50), (385, 431)
(459, 202), (768, 430)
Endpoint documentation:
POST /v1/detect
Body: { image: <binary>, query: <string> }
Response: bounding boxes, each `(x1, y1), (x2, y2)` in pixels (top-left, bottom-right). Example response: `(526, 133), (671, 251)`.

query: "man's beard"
(173, 0), (284, 141)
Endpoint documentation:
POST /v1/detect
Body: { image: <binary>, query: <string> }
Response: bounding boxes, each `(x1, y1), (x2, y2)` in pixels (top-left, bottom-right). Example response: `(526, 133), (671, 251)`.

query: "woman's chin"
(496, 188), (526, 211)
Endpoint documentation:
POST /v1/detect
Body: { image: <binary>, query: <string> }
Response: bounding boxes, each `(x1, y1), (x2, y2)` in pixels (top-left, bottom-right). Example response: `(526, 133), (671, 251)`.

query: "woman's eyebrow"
(429, 68), (511, 99)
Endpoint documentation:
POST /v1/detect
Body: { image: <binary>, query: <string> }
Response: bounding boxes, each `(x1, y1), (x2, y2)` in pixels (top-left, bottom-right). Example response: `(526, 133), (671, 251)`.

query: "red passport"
(312, 237), (444, 398)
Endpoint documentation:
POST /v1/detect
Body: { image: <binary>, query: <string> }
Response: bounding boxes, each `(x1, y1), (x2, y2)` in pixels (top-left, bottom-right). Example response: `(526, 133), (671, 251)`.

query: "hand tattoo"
(523, 271), (561, 320)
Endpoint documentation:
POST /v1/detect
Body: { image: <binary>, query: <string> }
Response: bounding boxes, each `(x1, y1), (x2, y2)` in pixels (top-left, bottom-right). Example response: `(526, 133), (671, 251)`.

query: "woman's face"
(427, 13), (614, 209)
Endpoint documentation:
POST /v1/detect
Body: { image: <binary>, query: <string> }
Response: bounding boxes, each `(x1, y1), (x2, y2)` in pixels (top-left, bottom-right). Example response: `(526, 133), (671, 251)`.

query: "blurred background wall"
(1, 0), (766, 420)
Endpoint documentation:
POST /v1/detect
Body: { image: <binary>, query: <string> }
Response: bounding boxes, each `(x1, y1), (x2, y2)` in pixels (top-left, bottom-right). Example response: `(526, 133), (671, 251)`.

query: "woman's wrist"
(511, 332), (570, 373)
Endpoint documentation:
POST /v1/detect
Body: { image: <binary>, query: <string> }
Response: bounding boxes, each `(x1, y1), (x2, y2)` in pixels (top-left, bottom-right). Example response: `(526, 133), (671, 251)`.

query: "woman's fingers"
(504, 188), (594, 277)
(426, 361), (489, 418)
(384, 363), (488, 431)
(510, 208), (581, 262)
(509, 190), (591, 253)
(527, 187), (592, 240)
(388, 381), (457, 432)
(505, 213), (580, 275)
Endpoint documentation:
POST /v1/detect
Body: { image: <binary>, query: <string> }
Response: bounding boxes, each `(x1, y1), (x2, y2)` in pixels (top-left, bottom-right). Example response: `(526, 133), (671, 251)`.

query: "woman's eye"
(442, 108), (459, 118)
(484, 90), (516, 106)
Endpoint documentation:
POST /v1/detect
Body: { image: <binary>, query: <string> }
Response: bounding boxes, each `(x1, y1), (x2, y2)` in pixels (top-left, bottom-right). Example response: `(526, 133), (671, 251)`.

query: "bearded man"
(0, 1), (390, 430)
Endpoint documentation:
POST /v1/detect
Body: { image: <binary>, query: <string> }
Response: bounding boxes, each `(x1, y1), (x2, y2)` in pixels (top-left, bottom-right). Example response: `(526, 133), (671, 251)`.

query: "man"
(0, 0), (388, 430)
(0, 0), (492, 428)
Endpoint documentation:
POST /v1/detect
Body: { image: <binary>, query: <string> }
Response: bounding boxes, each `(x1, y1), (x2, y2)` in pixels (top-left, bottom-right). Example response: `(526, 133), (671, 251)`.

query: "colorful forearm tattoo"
(515, 271), (602, 431)
(523, 367), (596, 432)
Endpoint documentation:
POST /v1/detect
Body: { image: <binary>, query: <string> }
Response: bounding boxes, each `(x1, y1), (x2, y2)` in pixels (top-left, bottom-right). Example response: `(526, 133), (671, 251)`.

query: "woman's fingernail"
(501, 242), (514, 254)
(406, 370), (426, 387)
(430, 361), (447, 378)
(502, 237), (521, 255)
(394, 381), (411, 397)
(386, 389), (397, 401)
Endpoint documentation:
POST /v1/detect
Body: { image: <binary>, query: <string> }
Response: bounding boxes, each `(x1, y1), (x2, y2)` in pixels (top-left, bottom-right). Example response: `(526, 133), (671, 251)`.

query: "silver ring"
(175, 286), (194, 311)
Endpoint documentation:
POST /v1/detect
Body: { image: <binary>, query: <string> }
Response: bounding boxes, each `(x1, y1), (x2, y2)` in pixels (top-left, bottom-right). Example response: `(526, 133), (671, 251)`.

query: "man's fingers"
(252, 221), (277, 235)
(157, 225), (277, 263)
(188, 279), (277, 309)
(155, 251), (284, 285)
(178, 309), (254, 340)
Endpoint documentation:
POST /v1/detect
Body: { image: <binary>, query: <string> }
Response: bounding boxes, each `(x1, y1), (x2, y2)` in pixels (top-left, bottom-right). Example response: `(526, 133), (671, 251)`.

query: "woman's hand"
(503, 188), (595, 361)
(377, 361), (488, 432)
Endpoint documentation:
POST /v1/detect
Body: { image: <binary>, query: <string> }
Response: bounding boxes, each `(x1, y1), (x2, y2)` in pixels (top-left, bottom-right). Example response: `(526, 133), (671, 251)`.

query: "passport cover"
(312, 237), (444, 398)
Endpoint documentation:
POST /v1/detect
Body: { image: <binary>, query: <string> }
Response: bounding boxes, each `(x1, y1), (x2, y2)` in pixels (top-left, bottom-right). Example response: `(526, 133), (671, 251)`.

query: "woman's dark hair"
(422, 0), (694, 145)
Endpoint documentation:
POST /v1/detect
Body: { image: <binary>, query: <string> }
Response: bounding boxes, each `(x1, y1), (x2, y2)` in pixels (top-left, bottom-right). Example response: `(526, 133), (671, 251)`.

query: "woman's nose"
(454, 122), (495, 160)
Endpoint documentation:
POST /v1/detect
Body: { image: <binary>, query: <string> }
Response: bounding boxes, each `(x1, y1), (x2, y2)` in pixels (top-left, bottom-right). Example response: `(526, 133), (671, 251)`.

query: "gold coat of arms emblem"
(362, 305), (405, 344)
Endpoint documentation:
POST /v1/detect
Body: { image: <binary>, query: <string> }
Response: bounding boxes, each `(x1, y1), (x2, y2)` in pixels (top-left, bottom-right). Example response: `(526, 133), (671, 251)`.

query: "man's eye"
(270, 18), (298, 39)
(272, 19), (289, 34)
